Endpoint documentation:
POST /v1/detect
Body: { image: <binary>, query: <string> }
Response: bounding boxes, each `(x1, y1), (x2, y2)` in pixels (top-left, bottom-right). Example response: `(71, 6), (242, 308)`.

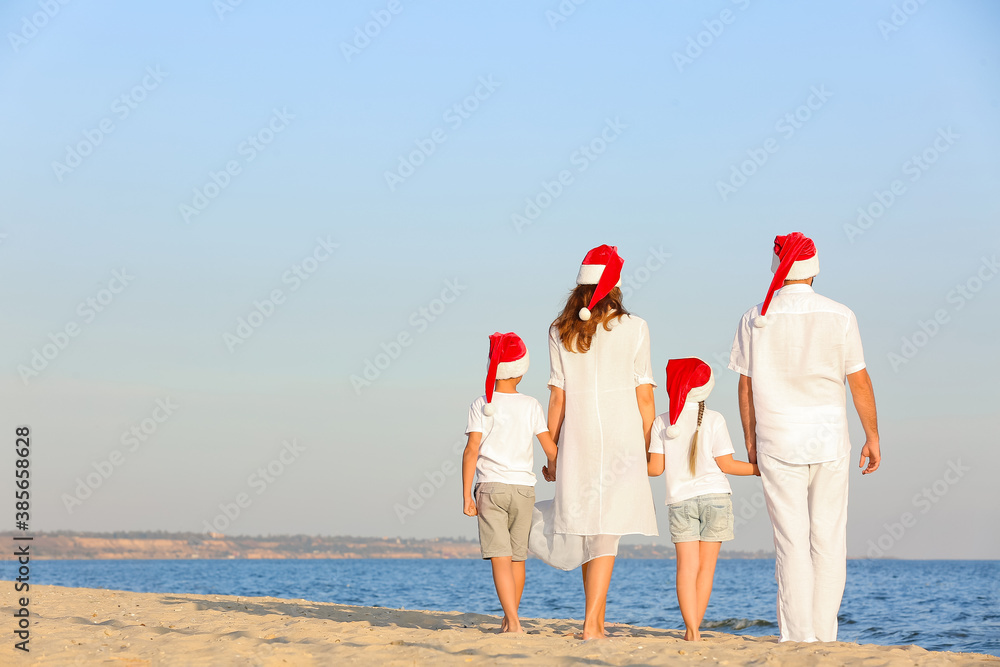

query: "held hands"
(463, 497), (477, 517)
(859, 440), (881, 475)
(542, 458), (557, 482)
(751, 463), (760, 477)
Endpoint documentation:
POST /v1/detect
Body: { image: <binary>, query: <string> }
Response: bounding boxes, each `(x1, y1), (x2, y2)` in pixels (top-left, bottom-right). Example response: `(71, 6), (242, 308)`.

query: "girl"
(529, 244), (659, 640)
(647, 358), (759, 642)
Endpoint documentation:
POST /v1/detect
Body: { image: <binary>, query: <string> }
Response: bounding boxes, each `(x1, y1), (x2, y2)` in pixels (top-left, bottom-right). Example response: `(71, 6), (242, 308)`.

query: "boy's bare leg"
(582, 556), (614, 639)
(513, 560), (526, 610)
(675, 542), (701, 641)
(491, 557), (522, 633)
(695, 541), (722, 631)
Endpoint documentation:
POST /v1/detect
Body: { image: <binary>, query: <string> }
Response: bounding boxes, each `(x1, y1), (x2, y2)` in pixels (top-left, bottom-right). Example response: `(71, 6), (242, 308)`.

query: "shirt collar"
(777, 283), (815, 295)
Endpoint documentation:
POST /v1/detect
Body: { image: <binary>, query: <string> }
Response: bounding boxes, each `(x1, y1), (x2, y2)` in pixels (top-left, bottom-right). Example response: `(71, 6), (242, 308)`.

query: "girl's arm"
(647, 452), (664, 477)
(715, 454), (760, 477)
(462, 433), (481, 516)
(636, 384), (656, 452)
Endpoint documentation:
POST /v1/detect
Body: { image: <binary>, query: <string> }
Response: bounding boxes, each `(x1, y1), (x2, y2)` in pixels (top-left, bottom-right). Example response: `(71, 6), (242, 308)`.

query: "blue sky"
(1, 1), (998, 558)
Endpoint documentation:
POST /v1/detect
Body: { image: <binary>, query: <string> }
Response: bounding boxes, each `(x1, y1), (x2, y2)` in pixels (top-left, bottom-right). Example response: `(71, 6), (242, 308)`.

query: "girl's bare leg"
(695, 541), (722, 630)
(675, 542), (701, 641)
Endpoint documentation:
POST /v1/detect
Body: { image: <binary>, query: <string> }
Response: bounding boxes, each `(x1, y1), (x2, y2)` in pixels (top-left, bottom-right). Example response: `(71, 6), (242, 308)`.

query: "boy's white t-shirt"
(466, 392), (548, 487)
(648, 404), (735, 505)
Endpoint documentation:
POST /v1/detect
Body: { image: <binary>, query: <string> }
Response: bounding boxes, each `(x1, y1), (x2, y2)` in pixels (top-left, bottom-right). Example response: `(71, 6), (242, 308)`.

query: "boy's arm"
(715, 454), (759, 476)
(536, 431), (558, 481)
(636, 384), (656, 452)
(462, 432), (481, 516)
(847, 368), (880, 474)
(737, 374), (757, 464)
(647, 453), (664, 477)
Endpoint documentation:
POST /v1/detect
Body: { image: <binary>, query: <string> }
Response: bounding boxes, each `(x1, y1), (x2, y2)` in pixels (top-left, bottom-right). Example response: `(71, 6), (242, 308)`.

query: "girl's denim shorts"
(667, 493), (734, 543)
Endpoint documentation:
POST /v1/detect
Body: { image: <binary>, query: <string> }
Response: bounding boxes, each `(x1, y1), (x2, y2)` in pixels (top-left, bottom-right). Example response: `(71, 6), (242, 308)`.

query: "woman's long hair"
(553, 284), (629, 353)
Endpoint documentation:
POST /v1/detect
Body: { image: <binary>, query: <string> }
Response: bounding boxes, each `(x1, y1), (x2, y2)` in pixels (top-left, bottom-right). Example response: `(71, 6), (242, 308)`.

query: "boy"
(462, 331), (558, 634)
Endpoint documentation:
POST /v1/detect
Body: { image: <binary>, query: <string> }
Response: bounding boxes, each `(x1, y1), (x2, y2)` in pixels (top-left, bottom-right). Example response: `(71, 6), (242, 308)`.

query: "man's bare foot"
(582, 625), (606, 640)
(683, 627), (701, 641)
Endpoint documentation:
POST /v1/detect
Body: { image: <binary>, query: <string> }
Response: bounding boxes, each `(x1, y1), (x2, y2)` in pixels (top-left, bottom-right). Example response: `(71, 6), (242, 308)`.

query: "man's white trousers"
(758, 452), (849, 642)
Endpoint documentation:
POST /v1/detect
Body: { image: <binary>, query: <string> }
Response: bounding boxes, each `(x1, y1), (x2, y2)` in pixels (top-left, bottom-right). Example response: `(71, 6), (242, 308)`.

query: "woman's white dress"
(529, 315), (659, 569)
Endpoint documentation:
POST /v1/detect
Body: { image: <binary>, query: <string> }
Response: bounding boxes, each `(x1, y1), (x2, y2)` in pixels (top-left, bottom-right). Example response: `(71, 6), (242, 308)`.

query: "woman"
(533, 244), (659, 639)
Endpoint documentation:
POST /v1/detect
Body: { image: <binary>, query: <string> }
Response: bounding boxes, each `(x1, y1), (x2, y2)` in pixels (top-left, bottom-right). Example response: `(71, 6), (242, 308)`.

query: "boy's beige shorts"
(474, 482), (535, 561)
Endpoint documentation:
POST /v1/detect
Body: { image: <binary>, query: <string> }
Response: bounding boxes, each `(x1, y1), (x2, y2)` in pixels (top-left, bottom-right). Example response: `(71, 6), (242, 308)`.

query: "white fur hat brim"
(496, 350), (529, 380)
(576, 264), (623, 287)
(771, 252), (820, 280)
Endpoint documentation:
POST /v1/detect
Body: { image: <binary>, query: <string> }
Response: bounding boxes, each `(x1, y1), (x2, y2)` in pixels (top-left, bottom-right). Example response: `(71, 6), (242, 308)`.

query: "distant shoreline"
(1, 530), (779, 560)
(6, 531), (986, 561)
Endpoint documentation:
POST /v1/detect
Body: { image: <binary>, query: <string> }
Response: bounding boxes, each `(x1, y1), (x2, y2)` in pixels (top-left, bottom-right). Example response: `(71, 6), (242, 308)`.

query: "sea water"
(15, 558), (998, 656)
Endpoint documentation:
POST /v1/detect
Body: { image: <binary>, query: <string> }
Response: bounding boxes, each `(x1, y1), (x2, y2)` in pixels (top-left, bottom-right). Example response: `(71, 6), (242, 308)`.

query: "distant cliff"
(0, 531), (772, 560)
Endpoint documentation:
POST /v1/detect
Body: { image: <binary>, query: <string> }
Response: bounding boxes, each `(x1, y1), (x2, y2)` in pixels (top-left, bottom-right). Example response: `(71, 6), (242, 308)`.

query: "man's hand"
(746, 443), (757, 465)
(542, 459), (557, 482)
(463, 497), (477, 516)
(859, 440), (881, 475)
(751, 463), (760, 477)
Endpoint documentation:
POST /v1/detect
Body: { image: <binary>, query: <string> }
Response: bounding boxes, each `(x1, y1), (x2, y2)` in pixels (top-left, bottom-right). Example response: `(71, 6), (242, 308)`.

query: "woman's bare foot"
(501, 616), (523, 633)
(582, 623), (606, 640)
(683, 627), (701, 641)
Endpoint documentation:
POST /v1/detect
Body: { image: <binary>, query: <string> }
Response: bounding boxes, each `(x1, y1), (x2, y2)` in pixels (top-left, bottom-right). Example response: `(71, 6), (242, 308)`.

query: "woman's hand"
(542, 459), (557, 482)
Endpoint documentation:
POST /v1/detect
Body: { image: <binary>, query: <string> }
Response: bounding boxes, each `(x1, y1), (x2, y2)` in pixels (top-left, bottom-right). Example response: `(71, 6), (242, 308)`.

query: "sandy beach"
(2, 584), (995, 665)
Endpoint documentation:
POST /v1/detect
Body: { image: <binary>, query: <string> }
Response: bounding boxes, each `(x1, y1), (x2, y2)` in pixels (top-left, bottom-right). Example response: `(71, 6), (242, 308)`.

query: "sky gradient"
(2, 0), (998, 559)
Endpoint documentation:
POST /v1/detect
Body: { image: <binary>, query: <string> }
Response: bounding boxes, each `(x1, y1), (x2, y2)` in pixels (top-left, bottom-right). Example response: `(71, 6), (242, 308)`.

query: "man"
(729, 232), (880, 643)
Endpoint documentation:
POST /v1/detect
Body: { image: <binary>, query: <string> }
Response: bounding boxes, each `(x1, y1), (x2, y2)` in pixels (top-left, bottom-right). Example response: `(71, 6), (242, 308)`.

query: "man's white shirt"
(729, 284), (866, 464)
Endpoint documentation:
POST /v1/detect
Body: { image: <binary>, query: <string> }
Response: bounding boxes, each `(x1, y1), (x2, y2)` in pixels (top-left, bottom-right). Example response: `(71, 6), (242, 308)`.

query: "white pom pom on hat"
(753, 315), (768, 328)
(665, 424), (681, 439)
(578, 307), (592, 321)
(482, 403), (496, 416)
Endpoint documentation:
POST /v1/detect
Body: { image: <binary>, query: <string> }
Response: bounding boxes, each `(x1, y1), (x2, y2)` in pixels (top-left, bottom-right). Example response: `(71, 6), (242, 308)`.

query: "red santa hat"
(483, 332), (529, 416)
(576, 244), (624, 321)
(664, 358), (715, 438)
(754, 232), (820, 328)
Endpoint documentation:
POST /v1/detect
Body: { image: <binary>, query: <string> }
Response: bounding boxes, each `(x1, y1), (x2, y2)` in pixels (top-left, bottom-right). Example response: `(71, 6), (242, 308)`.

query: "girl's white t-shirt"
(466, 392), (548, 486)
(648, 404), (735, 505)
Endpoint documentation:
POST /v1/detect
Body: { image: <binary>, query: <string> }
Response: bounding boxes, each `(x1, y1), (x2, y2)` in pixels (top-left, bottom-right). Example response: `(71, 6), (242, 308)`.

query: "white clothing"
(528, 500), (622, 571)
(648, 405), (735, 505)
(758, 453), (849, 642)
(546, 315), (658, 538)
(728, 284), (866, 465)
(466, 393), (548, 487)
